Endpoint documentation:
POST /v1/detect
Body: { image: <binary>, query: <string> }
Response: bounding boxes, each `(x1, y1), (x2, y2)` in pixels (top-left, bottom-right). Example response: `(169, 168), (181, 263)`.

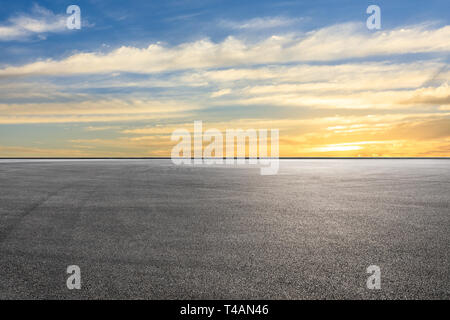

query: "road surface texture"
(0, 159), (449, 299)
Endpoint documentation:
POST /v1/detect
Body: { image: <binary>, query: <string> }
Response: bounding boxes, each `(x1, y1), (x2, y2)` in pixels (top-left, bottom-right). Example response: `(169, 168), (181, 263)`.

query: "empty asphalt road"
(0, 159), (449, 299)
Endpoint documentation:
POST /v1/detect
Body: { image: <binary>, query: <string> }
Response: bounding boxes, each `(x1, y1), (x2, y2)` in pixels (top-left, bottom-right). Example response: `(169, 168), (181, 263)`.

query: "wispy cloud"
(210, 88), (231, 98)
(1, 23), (448, 76)
(0, 4), (94, 41)
(221, 16), (304, 30)
(1, 13), (449, 157)
(83, 125), (123, 131)
(0, 4), (69, 41)
(0, 98), (200, 124)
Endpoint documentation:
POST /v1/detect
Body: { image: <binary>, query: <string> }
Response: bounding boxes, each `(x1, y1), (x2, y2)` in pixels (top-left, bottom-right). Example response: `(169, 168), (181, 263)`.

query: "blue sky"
(0, 0), (449, 156)
(1, 0), (449, 65)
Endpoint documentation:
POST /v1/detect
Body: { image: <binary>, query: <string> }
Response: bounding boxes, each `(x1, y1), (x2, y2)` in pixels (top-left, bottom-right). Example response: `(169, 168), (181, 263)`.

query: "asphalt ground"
(0, 159), (448, 299)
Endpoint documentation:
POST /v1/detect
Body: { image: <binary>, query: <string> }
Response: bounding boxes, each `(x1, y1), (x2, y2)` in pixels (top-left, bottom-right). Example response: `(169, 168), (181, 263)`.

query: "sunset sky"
(0, 0), (449, 157)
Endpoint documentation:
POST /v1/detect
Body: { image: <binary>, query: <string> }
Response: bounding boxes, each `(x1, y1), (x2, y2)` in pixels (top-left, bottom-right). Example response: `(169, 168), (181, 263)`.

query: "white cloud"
(221, 16), (303, 30)
(1, 59), (448, 125)
(0, 4), (67, 41)
(180, 61), (445, 89)
(231, 83), (450, 109)
(211, 88), (231, 97)
(0, 98), (200, 124)
(0, 23), (448, 76)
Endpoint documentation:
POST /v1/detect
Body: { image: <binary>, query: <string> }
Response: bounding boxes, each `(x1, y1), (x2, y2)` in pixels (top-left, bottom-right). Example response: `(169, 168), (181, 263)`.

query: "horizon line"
(1, 157), (449, 160)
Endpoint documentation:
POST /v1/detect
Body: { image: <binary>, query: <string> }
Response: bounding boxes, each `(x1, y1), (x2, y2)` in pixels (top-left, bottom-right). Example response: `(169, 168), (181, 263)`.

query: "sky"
(0, 0), (449, 157)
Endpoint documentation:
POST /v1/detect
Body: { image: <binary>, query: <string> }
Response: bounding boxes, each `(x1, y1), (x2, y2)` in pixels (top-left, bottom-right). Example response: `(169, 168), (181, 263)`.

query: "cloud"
(399, 83), (450, 106)
(0, 23), (449, 76)
(0, 145), (89, 157)
(0, 4), (94, 41)
(1, 18), (449, 156)
(387, 118), (450, 140)
(1, 61), (449, 127)
(221, 16), (303, 30)
(0, 98), (200, 124)
(83, 126), (123, 131)
(0, 4), (67, 41)
(220, 83), (450, 111)
(0, 5), (66, 41)
(192, 62), (445, 89)
(93, 115), (450, 157)
(211, 88), (231, 98)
